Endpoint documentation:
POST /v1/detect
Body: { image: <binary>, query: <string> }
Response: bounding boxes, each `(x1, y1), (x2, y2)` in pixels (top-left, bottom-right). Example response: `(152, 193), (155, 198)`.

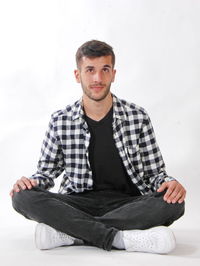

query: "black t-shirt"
(85, 107), (141, 196)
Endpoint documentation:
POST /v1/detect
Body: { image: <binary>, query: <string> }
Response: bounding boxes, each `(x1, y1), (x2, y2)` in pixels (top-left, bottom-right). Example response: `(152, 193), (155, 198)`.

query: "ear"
(111, 69), (116, 83)
(74, 69), (81, 83)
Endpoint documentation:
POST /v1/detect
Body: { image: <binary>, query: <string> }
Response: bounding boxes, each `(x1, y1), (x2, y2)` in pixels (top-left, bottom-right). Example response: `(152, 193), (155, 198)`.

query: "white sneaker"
(35, 223), (77, 250)
(123, 226), (176, 254)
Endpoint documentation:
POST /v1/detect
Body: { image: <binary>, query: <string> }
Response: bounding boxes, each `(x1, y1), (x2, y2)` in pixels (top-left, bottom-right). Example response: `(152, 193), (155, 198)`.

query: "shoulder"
(50, 99), (81, 123)
(119, 98), (146, 114)
(114, 95), (149, 121)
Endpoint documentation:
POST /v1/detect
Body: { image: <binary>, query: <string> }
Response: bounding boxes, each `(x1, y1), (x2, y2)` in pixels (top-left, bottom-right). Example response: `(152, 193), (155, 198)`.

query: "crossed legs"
(12, 187), (185, 251)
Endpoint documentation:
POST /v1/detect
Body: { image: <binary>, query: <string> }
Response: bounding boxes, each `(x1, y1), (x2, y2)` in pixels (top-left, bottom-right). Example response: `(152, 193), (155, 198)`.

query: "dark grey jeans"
(12, 187), (184, 251)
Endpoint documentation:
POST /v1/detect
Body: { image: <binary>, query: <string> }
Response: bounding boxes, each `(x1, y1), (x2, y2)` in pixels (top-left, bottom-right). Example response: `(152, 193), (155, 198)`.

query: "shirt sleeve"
(139, 111), (176, 190)
(30, 115), (65, 190)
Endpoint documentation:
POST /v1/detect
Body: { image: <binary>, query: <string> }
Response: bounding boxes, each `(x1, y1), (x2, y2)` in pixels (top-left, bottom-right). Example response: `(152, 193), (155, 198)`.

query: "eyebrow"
(103, 65), (111, 68)
(85, 64), (112, 69)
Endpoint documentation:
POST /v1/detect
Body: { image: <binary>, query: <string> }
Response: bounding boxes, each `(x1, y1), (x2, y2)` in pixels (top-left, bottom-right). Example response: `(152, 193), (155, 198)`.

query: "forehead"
(79, 55), (113, 68)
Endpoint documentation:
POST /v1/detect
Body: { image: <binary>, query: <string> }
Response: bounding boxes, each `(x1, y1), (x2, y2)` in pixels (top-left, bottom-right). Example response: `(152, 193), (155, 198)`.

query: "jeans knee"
(152, 192), (185, 226)
(175, 201), (185, 218)
(12, 187), (45, 208)
(12, 190), (29, 212)
(163, 201), (185, 226)
(12, 188), (41, 219)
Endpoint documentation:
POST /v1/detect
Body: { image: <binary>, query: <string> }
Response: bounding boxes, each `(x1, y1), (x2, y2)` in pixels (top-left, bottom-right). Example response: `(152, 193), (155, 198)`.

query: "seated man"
(10, 40), (186, 254)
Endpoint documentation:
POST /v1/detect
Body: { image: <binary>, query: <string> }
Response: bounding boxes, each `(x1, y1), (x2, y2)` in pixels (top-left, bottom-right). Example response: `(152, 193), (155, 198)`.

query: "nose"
(93, 71), (102, 83)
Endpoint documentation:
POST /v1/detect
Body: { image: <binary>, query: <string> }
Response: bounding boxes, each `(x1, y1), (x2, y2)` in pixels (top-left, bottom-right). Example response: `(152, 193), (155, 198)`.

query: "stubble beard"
(81, 81), (112, 102)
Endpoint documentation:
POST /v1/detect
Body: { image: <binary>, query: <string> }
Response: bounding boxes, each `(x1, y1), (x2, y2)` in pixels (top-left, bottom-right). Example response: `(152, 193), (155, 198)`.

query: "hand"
(10, 176), (37, 197)
(157, 180), (186, 204)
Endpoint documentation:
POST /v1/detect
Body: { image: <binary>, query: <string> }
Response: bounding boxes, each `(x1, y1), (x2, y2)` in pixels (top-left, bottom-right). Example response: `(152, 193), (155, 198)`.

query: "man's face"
(74, 55), (116, 102)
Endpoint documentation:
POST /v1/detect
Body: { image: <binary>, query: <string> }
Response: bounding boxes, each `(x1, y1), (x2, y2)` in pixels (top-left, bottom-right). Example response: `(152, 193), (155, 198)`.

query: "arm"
(139, 112), (186, 203)
(10, 114), (65, 196)
(30, 114), (65, 189)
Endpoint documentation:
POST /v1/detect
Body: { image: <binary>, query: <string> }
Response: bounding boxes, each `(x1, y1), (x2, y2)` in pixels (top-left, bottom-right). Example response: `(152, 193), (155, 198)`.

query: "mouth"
(90, 84), (105, 91)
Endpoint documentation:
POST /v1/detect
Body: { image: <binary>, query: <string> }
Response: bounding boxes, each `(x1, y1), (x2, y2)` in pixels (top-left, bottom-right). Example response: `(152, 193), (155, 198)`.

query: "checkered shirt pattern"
(31, 94), (175, 195)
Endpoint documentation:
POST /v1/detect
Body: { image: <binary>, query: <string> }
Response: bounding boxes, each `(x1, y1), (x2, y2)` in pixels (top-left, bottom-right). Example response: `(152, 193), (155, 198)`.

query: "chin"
(91, 93), (110, 102)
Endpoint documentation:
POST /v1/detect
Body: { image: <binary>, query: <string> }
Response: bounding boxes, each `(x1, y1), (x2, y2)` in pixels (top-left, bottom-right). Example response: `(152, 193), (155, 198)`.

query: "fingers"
(161, 181), (186, 204)
(178, 191), (186, 204)
(30, 179), (37, 187)
(21, 177), (33, 190)
(10, 177), (37, 197)
(9, 189), (15, 197)
(163, 182), (177, 202)
(157, 182), (167, 192)
(171, 187), (186, 204)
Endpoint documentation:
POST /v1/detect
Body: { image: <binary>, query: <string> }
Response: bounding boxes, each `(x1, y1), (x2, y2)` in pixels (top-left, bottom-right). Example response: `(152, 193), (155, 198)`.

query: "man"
(10, 40), (186, 254)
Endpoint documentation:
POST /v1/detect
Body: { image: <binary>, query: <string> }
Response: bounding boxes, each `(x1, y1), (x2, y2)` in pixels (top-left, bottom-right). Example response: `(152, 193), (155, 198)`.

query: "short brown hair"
(76, 40), (115, 68)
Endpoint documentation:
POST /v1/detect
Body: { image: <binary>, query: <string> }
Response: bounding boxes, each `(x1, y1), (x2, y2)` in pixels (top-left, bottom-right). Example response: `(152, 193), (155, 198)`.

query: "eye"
(103, 68), (110, 72)
(86, 68), (94, 73)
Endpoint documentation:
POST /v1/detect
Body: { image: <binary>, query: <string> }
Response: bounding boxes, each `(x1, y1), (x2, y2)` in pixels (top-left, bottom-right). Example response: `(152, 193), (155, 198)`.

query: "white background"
(0, 0), (200, 265)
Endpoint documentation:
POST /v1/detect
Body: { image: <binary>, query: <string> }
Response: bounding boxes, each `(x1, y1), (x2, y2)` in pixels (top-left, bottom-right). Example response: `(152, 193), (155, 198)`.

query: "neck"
(82, 93), (113, 121)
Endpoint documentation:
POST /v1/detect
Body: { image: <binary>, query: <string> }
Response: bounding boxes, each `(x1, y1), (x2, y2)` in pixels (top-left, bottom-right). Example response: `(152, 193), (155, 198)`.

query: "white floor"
(1, 186), (200, 266)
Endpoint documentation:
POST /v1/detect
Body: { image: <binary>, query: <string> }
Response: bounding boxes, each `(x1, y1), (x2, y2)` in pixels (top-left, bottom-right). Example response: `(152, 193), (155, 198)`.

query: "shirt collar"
(71, 94), (128, 122)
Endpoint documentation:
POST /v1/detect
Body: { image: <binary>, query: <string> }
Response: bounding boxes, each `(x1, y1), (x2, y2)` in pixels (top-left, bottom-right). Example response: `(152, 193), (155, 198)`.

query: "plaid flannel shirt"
(31, 94), (175, 195)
